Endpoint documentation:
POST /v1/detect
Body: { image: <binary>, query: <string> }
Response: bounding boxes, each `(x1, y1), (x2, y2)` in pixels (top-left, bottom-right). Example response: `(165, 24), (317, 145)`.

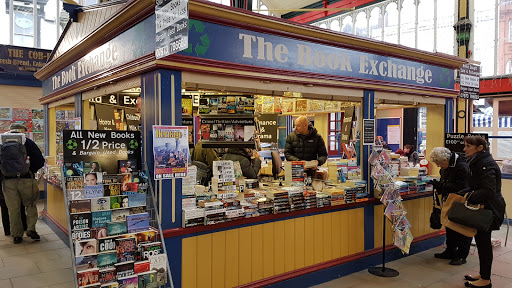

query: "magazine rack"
(62, 164), (173, 288)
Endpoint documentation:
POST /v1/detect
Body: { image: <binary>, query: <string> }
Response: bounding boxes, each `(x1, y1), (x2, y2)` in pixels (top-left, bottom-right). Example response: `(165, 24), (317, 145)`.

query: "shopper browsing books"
(284, 116), (328, 170)
(221, 148), (261, 179)
(191, 141), (220, 185)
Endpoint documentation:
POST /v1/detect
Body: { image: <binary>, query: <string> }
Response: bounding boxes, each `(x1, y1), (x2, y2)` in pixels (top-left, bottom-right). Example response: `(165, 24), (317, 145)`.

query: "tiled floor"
(313, 224), (512, 288)
(1, 201), (511, 288)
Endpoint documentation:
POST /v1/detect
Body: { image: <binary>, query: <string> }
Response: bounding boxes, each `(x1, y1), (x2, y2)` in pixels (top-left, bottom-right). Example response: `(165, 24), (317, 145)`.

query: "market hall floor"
(1, 204), (511, 288)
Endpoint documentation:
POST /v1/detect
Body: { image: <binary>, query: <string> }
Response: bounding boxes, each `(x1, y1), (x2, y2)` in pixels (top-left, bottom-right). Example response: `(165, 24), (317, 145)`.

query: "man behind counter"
(285, 116), (328, 170)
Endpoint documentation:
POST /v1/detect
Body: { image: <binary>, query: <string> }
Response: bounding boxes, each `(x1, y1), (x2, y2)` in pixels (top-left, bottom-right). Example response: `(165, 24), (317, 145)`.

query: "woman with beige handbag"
(461, 136), (506, 288)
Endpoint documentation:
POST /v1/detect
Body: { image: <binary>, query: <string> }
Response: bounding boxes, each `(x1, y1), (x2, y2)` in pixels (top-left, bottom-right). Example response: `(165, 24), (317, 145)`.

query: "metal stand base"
(368, 266), (399, 277)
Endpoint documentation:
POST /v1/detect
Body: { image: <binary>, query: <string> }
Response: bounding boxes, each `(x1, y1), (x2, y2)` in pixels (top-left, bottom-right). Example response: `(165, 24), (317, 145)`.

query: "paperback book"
(67, 189), (85, 201)
(69, 199), (91, 214)
(149, 254), (168, 286)
(104, 184), (121, 196)
(98, 268), (116, 284)
(91, 197), (111, 212)
(71, 213), (92, 230)
(92, 211), (112, 228)
(75, 239), (97, 256)
(77, 268), (99, 287)
(134, 260), (150, 274)
(141, 242), (162, 260)
(72, 229), (92, 241)
(117, 275), (138, 288)
(126, 213), (150, 233)
(107, 221), (127, 236)
(64, 161), (83, 177)
(114, 261), (134, 278)
(137, 271), (158, 288)
(98, 237), (117, 253)
(66, 176), (84, 190)
(97, 252), (117, 269)
(84, 185), (105, 199)
(111, 209), (130, 222)
(128, 193), (145, 207)
(84, 172), (103, 186)
(76, 255), (98, 271)
(116, 237), (137, 262)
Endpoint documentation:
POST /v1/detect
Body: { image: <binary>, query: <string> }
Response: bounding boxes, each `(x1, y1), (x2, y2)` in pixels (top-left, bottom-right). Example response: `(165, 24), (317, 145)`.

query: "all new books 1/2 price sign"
(63, 130), (142, 174)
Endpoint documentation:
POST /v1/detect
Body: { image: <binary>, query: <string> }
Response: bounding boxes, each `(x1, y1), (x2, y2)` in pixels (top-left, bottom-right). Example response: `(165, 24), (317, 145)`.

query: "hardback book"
(98, 268), (116, 284)
(67, 189), (85, 201)
(244, 97), (255, 114)
(116, 237), (137, 262)
(121, 182), (139, 193)
(128, 206), (146, 215)
(137, 271), (158, 288)
(70, 199), (91, 214)
(84, 185), (105, 199)
(91, 197), (111, 212)
(114, 261), (134, 278)
(236, 96), (246, 113)
(64, 161), (83, 177)
(104, 184), (121, 196)
(97, 252), (117, 270)
(77, 268), (100, 287)
(224, 125), (234, 140)
(131, 171), (148, 192)
(107, 221), (127, 236)
(118, 160), (137, 174)
(117, 275), (138, 288)
(234, 125), (244, 141)
(126, 213), (150, 233)
(141, 242), (162, 261)
(100, 282), (119, 288)
(71, 213), (92, 230)
(83, 162), (102, 174)
(244, 125), (255, 141)
(134, 260), (150, 274)
(75, 239), (97, 256)
(98, 237), (117, 253)
(209, 98), (218, 114)
(128, 193), (145, 207)
(198, 98), (209, 114)
(149, 254), (168, 286)
(110, 196), (129, 210)
(76, 255), (98, 271)
(200, 124), (210, 140)
(92, 211), (112, 228)
(218, 96), (227, 113)
(111, 209), (130, 222)
(72, 229), (92, 241)
(66, 176), (84, 190)
(102, 174), (128, 185)
(84, 172), (103, 186)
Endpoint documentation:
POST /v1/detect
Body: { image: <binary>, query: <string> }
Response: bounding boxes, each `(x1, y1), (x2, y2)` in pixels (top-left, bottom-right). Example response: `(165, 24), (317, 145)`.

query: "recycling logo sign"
(155, 0), (189, 59)
(184, 19), (210, 56)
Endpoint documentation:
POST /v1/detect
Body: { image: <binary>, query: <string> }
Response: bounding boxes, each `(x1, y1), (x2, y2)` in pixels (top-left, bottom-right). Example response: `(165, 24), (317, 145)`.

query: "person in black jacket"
(1, 123), (45, 244)
(404, 144), (420, 166)
(221, 148), (261, 179)
(462, 136), (506, 288)
(429, 147), (471, 265)
(285, 116), (328, 170)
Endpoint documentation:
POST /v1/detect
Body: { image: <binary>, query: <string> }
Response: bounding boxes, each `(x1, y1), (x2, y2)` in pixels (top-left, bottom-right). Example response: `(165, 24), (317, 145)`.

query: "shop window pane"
(336, 121), (341, 131)
(330, 19), (340, 31)
(0, 0), (9, 44)
(369, 7), (382, 41)
(418, 107), (427, 154)
(417, 0), (434, 52)
(40, 0), (59, 49)
(384, 2), (398, 44)
(497, 131), (512, 159)
(342, 16), (353, 34)
(355, 12), (367, 37)
(498, 99), (512, 127)
(13, 5), (34, 48)
(320, 23), (327, 29)
(472, 98), (493, 128)
(436, 0), (455, 55)
(474, 0), (496, 76)
(498, 1), (512, 75)
(400, 0), (415, 48)
(330, 122), (335, 130)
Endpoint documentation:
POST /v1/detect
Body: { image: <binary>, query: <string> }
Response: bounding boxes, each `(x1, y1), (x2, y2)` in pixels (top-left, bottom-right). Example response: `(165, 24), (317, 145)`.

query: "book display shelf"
(61, 130), (171, 288)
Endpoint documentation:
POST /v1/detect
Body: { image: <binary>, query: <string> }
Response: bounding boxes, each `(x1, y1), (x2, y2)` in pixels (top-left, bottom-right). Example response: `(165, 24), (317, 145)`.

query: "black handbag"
(430, 192), (442, 229)
(447, 194), (494, 231)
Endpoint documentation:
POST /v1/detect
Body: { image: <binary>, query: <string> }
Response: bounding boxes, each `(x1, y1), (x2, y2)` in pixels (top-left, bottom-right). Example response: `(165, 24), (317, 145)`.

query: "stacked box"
(284, 161), (305, 187)
(316, 193), (330, 207)
(182, 207), (205, 228)
(303, 190), (317, 209)
(266, 190), (290, 214)
(212, 161), (237, 199)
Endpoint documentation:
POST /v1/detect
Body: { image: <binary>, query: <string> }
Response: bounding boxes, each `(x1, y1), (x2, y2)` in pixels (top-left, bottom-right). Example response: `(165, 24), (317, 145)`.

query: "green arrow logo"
(185, 19), (210, 56)
(440, 68), (452, 88)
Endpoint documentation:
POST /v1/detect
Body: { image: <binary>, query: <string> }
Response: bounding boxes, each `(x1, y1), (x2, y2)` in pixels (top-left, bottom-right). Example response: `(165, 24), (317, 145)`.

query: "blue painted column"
(363, 90), (375, 251)
(141, 69), (182, 288)
(74, 93), (82, 129)
(445, 98), (454, 133)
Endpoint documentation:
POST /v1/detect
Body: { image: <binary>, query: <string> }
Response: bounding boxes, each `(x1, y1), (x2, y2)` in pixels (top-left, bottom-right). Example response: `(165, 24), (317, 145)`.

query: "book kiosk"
(62, 130), (171, 288)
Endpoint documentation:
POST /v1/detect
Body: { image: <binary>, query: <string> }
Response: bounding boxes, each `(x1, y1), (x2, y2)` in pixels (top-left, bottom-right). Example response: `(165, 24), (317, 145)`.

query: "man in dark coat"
(430, 147), (471, 265)
(221, 148), (261, 179)
(285, 116), (328, 170)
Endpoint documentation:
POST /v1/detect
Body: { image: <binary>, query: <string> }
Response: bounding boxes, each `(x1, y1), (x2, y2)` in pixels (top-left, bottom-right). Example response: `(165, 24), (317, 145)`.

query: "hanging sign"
(459, 64), (480, 100)
(257, 114), (278, 143)
(445, 133), (488, 153)
(363, 119), (375, 146)
(155, 0), (189, 59)
(63, 130), (142, 175)
(340, 106), (354, 144)
(152, 125), (189, 179)
(94, 104), (116, 131)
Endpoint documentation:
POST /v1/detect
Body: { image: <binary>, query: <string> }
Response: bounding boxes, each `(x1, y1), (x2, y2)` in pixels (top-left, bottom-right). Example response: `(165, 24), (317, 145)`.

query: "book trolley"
(368, 145), (413, 277)
(61, 130), (172, 288)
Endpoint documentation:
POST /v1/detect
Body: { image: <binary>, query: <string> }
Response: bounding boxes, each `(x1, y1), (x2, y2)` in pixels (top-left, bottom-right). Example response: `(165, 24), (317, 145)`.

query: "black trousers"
(475, 229), (493, 280)
(445, 227), (472, 259)
(0, 198), (27, 236)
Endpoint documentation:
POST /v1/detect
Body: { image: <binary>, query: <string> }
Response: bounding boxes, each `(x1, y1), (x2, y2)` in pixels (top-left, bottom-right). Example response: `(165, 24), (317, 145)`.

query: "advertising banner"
(155, 0), (189, 59)
(341, 106), (354, 144)
(63, 130), (142, 175)
(460, 64), (480, 100)
(152, 125), (189, 179)
(445, 133), (488, 153)
(257, 114), (278, 143)
(0, 44), (51, 74)
(363, 119), (375, 145)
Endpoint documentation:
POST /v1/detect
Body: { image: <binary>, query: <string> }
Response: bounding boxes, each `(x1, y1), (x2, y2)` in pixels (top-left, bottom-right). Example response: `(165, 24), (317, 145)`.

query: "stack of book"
(212, 161), (237, 199)
(199, 199), (226, 225)
(222, 199), (244, 221)
(316, 193), (330, 207)
(324, 188), (345, 206)
(303, 190), (317, 209)
(266, 190), (290, 214)
(182, 207), (205, 228)
(182, 166), (197, 209)
(198, 95), (255, 115)
(283, 187), (305, 211)
(255, 197), (274, 215)
(284, 161), (305, 187)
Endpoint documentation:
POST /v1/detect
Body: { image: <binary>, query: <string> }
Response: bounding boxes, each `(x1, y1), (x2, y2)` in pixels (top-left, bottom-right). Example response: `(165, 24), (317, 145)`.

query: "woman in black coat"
(463, 136), (506, 288)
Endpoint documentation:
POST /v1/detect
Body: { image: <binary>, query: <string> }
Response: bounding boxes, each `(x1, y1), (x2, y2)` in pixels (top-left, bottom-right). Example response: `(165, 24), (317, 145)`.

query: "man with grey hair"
(285, 116), (328, 170)
(1, 123), (45, 244)
(429, 147), (471, 265)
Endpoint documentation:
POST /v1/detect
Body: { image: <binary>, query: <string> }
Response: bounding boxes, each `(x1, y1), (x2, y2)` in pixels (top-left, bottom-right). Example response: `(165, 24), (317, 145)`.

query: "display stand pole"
(368, 214), (399, 277)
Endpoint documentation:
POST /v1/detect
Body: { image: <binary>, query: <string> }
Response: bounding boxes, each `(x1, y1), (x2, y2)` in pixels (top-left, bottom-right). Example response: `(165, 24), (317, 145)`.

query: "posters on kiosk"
(152, 125), (189, 179)
(63, 130), (142, 175)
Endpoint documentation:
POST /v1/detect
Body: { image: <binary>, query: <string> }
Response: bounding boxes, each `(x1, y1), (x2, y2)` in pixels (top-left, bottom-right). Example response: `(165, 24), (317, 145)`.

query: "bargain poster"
(152, 125), (189, 179)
